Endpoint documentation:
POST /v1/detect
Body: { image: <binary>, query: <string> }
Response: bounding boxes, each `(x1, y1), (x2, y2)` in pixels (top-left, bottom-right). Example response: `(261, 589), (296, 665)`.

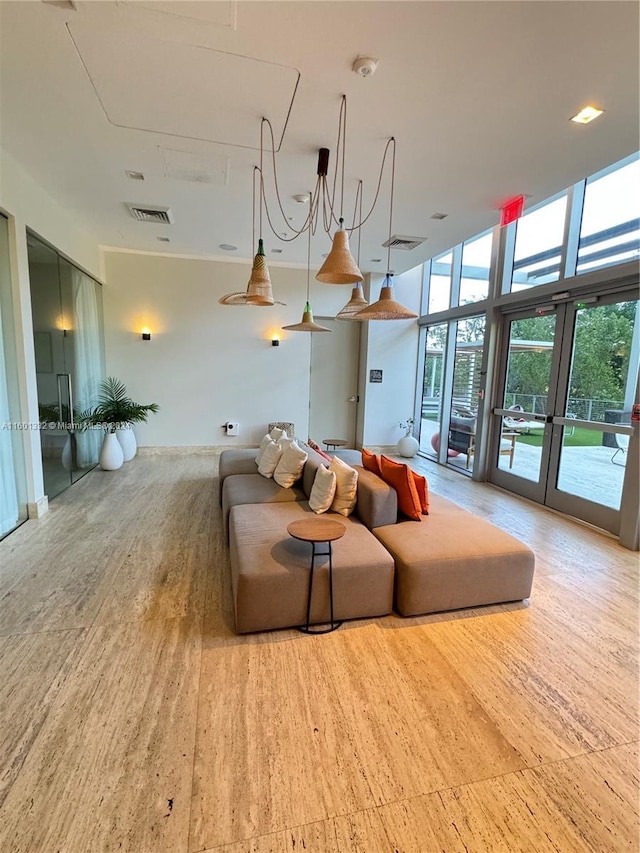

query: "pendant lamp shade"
(245, 239), (274, 305)
(336, 284), (369, 320)
(219, 292), (286, 306)
(282, 302), (331, 333)
(316, 228), (364, 284)
(354, 275), (418, 321)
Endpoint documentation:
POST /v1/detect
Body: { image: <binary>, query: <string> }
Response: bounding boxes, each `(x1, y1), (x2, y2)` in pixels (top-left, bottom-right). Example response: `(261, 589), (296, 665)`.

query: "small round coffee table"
(323, 438), (348, 451)
(287, 518), (346, 634)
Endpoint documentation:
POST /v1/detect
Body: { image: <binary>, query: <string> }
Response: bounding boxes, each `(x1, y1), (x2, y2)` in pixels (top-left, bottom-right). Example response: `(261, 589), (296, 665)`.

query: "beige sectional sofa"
(219, 445), (535, 633)
(221, 446), (397, 633)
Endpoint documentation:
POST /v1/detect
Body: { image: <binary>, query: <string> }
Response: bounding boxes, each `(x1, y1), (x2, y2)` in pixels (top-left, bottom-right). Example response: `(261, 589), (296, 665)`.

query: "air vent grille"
(126, 204), (174, 224)
(381, 235), (426, 251)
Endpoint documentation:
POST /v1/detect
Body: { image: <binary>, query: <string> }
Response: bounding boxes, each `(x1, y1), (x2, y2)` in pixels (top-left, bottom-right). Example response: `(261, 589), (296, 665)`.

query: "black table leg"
(299, 540), (342, 635)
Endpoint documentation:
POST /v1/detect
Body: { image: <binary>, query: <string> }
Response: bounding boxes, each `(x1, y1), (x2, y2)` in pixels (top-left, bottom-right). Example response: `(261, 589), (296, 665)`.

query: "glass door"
(28, 234), (104, 500)
(546, 295), (638, 532)
(491, 289), (639, 536)
(419, 323), (447, 456)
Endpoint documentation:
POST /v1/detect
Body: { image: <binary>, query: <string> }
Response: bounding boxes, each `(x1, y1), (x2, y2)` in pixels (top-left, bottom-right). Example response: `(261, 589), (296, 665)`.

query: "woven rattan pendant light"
(336, 284), (369, 319)
(245, 238), (274, 305)
(219, 167), (278, 306)
(316, 221), (363, 284)
(336, 181), (369, 319)
(354, 139), (417, 321)
(354, 274), (417, 320)
(282, 194), (331, 333)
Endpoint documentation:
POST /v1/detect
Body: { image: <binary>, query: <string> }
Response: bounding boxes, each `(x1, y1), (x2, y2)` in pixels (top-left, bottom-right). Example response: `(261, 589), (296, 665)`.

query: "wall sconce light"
(271, 335), (280, 347)
(141, 328), (151, 341)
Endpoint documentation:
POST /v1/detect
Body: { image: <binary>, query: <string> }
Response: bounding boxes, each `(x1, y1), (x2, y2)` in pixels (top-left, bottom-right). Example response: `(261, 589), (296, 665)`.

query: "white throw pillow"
(257, 440), (282, 478)
(309, 465), (337, 514)
(329, 456), (358, 516)
(255, 433), (272, 466)
(273, 440), (308, 489)
(269, 427), (287, 441)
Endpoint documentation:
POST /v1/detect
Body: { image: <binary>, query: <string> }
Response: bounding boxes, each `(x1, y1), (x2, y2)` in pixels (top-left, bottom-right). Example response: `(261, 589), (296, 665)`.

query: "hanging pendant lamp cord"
(306, 193), (312, 302)
(386, 137), (396, 273)
(259, 122), (264, 239)
(350, 179), (363, 266)
(256, 100), (395, 247)
(252, 166), (257, 250)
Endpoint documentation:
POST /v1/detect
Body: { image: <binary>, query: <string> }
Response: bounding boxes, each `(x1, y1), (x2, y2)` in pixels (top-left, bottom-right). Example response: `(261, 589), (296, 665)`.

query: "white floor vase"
(397, 434), (419, 458)
(116, 426), (137, 462)
(99, 432), (124, 471)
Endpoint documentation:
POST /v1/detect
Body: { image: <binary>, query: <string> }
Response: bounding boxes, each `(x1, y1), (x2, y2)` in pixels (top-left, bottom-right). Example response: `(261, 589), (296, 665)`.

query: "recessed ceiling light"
(219, 243), (237, 251)
(431, 212), (448, 220)
(126, 170), (145, 181)
(157, 236), (170, 242)
(570, 106), (604, 124)
(370, 258), (382, 262)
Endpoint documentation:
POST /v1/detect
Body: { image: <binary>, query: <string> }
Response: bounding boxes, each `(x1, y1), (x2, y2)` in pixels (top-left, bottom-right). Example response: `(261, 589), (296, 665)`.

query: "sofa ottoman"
(229, 501), (395, 633)
(373, 493), (534, 616)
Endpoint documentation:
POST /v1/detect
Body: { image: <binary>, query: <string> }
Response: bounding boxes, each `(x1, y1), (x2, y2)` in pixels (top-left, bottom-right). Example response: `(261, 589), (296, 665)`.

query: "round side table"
(323, 438), (348, 451)
(287, 518), (346, 634)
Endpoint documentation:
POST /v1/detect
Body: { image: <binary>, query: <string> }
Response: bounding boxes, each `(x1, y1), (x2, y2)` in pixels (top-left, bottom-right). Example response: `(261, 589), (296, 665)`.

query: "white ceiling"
(1, 0), (638, 274)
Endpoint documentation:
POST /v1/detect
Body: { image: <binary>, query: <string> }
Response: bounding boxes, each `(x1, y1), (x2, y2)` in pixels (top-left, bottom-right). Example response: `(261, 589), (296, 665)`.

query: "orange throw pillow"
(411, 470), (429, 514)
(361, 447), (382, 477)
(379, 455), (422, 521)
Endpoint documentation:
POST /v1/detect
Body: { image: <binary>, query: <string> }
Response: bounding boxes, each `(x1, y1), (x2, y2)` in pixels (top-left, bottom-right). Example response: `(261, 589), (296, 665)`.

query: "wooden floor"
(0, 450), (637, 852)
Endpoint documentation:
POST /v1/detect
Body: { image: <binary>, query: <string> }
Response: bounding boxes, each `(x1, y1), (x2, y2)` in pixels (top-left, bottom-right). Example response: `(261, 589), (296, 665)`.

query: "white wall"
(0, 147), (101, 280)
(103, 250), (423, 449)
(103, 250), (359, 446)
(0, 145), (101, 508)
(359, 267), (423, 448)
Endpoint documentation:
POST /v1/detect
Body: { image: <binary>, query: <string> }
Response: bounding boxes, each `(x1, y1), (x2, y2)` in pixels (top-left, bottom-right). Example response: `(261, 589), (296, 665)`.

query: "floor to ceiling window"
(417, 151), (640, 547)
(0, 214), (28, 539)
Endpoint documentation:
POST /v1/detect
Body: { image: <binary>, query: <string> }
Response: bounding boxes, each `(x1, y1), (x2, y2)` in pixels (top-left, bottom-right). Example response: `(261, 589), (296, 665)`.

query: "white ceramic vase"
(99, 432), (124, 471)
(116, 425), (137, 462)
(397, 434), (419, 459)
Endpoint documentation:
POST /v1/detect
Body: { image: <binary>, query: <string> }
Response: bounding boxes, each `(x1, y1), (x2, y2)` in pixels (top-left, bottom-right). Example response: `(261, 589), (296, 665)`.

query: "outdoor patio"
(419, 418), (627, 510)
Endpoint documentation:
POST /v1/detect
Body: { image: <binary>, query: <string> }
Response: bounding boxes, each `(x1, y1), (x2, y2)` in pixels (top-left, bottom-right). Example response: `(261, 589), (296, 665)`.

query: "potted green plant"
(82, 377), (159, 470)
(397, 416), (419, 458)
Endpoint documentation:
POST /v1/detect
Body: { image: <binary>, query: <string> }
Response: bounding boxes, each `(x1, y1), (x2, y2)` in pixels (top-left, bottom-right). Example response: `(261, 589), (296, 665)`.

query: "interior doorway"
(308, 318), (360, 448)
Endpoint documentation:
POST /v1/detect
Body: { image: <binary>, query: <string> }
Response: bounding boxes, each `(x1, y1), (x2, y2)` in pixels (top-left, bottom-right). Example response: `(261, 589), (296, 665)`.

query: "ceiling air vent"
(381, 235), (426, 251)
(126, 203), (174, 224)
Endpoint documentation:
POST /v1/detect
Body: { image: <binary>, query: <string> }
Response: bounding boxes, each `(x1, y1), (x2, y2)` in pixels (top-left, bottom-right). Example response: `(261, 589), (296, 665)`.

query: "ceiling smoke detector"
(352, 56), (379, 78)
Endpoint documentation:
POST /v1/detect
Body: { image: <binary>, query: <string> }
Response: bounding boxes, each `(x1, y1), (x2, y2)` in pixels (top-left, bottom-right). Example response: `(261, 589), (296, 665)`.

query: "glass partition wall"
(28, 233), (104, 501)
(0, 215), (28, 539)
(417, 151), (640, 546)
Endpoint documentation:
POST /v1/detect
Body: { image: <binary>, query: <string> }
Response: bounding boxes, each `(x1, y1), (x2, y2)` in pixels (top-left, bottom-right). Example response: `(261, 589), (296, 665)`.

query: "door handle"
(56, 373), (74, 429)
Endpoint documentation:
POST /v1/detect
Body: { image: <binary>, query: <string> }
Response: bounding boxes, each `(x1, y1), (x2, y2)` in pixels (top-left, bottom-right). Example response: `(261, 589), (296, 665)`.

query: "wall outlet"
(225, 422), (239, 436)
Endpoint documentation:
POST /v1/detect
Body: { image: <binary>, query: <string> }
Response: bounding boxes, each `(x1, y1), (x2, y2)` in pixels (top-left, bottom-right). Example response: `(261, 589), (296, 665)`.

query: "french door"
(490, 288), (639, 535)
